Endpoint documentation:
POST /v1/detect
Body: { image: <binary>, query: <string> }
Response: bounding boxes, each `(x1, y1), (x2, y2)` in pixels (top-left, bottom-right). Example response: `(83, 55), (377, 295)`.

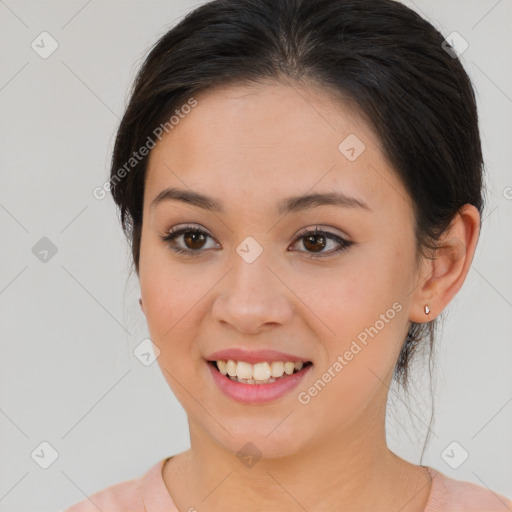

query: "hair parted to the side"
(109, 0), (484, 459)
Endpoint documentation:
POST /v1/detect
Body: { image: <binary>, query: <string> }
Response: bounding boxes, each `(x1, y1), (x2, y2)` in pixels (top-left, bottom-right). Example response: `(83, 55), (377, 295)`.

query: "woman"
(65, 0), (512, 510)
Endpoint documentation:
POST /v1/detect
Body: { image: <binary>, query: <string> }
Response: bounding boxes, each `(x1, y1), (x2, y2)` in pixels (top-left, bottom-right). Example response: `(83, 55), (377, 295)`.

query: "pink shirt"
(63, 457), (512, 512)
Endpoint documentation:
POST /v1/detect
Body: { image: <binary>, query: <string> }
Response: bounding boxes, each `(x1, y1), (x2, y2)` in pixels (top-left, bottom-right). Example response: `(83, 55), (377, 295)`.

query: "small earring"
(424, 304), (430, 315)
(139, 298), (143, 308)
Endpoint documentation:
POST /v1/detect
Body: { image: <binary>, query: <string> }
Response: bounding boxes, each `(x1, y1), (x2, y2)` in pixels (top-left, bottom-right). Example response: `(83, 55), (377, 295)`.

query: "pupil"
(304, 234), (326, 252)
(185, 231), (205, 249)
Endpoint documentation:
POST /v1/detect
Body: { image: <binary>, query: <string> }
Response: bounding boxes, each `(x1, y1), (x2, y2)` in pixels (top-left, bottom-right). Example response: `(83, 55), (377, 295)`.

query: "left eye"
(290, 226), (353, 257)
(161, 224), (353, 258)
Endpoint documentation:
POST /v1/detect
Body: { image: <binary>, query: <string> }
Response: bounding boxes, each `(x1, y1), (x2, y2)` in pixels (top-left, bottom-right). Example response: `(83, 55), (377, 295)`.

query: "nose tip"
(230, 322), (280, 335)
(211, 263), (293, 334)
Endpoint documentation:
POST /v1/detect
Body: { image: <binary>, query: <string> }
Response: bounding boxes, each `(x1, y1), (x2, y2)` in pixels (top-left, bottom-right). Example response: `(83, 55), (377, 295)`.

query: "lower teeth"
(225, 370), (303, 384)
(227, 375), (278, 384)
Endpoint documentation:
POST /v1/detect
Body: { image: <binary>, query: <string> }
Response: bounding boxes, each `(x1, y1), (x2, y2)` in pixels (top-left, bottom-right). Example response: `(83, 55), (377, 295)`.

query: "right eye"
(160, 224), (219, 256)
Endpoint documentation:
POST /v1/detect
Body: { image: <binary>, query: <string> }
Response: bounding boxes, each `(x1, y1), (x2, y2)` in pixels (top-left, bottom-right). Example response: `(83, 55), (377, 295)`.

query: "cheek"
(290, 254), (401, 339)
(294, 272), (406, 426)
(140, 263), (208, 402)
(139, 245), (200, 347)
(142, 272), (204, 340)
(139, 231), (205, 318)
(290, 254), (408, 387)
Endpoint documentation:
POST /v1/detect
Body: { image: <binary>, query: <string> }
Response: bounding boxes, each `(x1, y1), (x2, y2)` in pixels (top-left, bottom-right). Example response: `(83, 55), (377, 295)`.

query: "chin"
(197, 416), (313, 462)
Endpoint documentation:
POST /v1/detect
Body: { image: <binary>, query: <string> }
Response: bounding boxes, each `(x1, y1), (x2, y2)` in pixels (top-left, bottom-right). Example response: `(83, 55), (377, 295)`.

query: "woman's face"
(139, 80), (424, 458)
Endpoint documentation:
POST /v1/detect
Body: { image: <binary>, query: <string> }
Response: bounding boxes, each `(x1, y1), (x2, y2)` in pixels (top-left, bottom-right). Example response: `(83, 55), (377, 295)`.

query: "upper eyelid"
(165, 223), (348, 240)
(164, 224), (350, 248)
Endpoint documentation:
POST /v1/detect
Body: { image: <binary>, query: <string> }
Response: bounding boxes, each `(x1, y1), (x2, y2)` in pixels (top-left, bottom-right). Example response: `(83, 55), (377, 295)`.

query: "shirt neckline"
(143, 457), (441, 512)
(142, 457), (178, 512)
(422, 465), (441, 512)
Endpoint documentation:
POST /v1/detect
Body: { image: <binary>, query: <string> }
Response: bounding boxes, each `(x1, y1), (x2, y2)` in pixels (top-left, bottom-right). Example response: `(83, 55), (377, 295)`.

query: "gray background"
(0, 1), (511, 510)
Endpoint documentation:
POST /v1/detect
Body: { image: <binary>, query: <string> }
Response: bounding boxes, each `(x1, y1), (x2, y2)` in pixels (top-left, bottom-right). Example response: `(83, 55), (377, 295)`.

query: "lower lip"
(206, 361), (313, 404)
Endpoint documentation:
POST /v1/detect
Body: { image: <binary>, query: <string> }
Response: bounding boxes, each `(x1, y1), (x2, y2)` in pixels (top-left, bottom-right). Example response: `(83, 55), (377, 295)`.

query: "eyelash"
(160, 223), (353, 259)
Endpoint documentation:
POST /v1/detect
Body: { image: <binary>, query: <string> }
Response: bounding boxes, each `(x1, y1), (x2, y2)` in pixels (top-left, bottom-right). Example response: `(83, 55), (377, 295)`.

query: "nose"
(210, 248), (294, 335)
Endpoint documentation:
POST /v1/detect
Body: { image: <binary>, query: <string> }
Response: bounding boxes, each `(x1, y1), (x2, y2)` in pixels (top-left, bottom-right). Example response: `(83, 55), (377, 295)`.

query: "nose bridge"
(211, 236), (293, 332)
(240, 242), (270, 283)
(229, 235), (278, 300)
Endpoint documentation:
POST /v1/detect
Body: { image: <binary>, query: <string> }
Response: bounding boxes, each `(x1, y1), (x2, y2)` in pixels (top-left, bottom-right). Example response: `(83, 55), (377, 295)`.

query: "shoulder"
(62, 458), (170, 512)
(62, 476), (143, 512)
(425, 466), (512, 512)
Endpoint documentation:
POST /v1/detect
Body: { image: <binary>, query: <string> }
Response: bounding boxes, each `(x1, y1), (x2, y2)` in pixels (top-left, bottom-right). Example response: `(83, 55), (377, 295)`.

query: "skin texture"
(138, 79), (480, 512)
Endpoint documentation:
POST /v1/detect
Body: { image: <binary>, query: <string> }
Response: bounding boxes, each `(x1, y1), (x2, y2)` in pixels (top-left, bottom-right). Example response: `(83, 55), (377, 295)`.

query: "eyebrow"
(150, 187), (371, 214)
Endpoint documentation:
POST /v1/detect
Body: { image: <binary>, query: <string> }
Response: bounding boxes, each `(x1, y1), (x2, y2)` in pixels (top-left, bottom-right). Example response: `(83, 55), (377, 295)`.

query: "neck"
(163, 405), (431, 512)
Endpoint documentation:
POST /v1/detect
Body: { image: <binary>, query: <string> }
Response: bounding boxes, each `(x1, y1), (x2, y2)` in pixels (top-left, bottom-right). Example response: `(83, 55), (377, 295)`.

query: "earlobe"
(410, 204), (480, 323)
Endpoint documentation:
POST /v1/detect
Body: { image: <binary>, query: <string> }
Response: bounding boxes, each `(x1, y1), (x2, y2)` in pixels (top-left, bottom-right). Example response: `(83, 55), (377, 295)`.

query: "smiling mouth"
(208, 360), (313, 384)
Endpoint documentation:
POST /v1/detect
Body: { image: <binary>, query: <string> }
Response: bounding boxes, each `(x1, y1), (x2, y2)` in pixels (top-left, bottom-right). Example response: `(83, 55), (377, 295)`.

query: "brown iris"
(302, 233), (327, 253)
(183, 231), (207, 250)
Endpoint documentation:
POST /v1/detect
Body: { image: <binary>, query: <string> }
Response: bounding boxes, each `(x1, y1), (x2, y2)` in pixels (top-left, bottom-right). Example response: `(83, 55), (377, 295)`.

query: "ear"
(409, 204), (481, 323)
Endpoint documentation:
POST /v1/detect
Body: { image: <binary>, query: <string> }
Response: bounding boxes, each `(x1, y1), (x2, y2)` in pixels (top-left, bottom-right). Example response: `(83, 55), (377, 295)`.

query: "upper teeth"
(215, 360), (304, 380)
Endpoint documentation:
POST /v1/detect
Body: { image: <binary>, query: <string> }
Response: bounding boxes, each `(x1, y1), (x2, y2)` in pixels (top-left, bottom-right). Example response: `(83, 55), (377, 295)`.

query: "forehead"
(144, 80), (410, 218)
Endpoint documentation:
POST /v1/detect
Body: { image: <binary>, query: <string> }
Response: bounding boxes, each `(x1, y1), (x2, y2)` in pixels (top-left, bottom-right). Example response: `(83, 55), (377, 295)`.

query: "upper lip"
(206, 348), (312, 364)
